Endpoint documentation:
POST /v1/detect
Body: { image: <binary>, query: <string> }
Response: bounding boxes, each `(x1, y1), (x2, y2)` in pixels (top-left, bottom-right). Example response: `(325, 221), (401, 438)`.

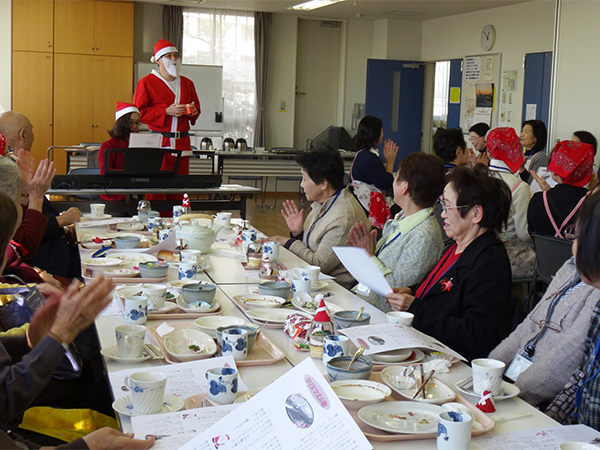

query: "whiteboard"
(134, 62), (223, 132)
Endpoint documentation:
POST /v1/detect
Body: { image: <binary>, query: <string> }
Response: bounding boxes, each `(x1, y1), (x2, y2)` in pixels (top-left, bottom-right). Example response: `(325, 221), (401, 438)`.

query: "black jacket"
(409, 229), (512, 361)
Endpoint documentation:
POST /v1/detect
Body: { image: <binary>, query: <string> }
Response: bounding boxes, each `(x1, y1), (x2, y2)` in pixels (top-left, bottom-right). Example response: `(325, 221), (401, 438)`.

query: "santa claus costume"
(133, 39), (200, 200)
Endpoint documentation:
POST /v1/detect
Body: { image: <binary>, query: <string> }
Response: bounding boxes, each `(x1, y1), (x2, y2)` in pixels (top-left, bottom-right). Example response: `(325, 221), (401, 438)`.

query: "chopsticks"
(412, 369), (435, 400)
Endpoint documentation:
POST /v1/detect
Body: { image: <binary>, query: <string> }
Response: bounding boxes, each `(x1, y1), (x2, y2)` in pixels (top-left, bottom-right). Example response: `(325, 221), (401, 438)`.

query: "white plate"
(116, 221), (145, 231)
(82, 213), (112, 220)
(364, 349), (425, 366)
(112, 394), (184, 417)
(381, 367), (456, 405)
(311, 280), (329, 291)
(455, 377), (520, 401)
(175, 295), (220, 314)
(190, 316), (248, 338)
(291, 295), (344, 316)
(109, 252), (158, 269)
(167, 280), (203, 292)
(358, 401), (445, 434)
(234, 294), (286, 309)
(246, 308), (311, 324)
(163, 329), (217, 361)
(103, 268), (139, 278)
(100, 344), (152, 363)
(371, 348), (413, 363)
(80, 235), (112, 249)
(330, 380), (391, 410)
(82, 257), (122, 267)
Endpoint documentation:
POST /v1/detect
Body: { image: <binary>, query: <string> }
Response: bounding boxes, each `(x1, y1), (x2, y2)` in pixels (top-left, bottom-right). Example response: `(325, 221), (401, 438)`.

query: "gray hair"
(0, 156), (23, 199)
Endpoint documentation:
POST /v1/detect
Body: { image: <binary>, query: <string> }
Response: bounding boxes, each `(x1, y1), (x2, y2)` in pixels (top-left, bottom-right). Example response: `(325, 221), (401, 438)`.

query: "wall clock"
(481, 24), (496, 51)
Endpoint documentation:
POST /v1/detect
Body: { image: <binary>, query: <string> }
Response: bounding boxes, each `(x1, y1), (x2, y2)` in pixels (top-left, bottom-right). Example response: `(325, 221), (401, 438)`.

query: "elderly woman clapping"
(347, 153), (446, 311)
(386, 165), (512, 361)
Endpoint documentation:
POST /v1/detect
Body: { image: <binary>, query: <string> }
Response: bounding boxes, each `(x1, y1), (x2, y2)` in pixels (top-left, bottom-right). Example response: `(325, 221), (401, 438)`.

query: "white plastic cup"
(472, 358), (506, 396)
(125, 371), (167, 414)
(115, 324), (146, 358)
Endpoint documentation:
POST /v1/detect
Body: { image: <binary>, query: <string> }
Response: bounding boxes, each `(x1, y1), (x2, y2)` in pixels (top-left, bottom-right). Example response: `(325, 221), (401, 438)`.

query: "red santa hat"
(151, 39), (178, 63)
(313, 299), (331, 322)
(0, 132), (6, 156)
(115, 102), (139, 121)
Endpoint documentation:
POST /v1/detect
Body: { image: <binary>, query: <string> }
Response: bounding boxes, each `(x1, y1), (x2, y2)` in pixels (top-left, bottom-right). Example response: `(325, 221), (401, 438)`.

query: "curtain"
(182, 9), (256, 144)
(253, 12), (272, 148)
(163, 6), (184, 52)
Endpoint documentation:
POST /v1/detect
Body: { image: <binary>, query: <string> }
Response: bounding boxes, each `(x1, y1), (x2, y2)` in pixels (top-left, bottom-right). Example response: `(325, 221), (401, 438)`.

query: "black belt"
(151, 130), (189, 139)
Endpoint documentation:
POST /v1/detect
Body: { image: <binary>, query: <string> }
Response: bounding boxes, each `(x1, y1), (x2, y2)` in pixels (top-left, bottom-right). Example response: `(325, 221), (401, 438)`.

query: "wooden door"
(93, 56), (134, 142)
(54, 0), (95, 55)
(94, 1), (134, 57)
(54, 54), (95, 173)
(12, 0), (53, 52)
(12, 51), (54, 165)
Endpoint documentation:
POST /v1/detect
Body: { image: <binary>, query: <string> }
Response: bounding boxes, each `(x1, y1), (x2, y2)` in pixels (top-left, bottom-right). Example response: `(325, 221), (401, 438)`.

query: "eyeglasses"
(130, 121), (141, 126)
(437, 195), (469, 213)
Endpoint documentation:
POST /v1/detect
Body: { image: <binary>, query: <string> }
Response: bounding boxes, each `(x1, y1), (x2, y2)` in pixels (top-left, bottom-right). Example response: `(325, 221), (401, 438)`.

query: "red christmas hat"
(151, 39), (178, 63)
(313, 299), (331, 322)
(0, 132), (6, 156)
(115, 102), (139, 121)
(486, 127), (524, 173)
(548, 140), (594, 187)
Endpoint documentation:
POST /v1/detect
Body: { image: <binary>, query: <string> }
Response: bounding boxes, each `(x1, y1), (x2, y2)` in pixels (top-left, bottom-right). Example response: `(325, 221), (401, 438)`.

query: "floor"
(232, 192), (304, 237)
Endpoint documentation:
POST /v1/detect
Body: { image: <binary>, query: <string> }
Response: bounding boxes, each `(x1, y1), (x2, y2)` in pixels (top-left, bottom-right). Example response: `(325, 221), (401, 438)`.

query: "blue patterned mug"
(221, 328), (249, 361)
(206, 367), (238, 404)
(124, 295), (148, 325)
(322, 334), (349, 365)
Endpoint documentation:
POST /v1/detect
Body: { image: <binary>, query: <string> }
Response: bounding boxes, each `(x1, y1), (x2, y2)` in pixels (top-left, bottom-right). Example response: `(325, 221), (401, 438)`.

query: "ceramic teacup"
(263, 242), (280, 262)
(115, 324), (146, 358)
(323, 334), (349, 365)
(437, 411), (472, 450)
(173, 205), (185, 218)
(242, 230), (257, 254)
(215, 212), (232, 228)
(125, 371), (167, 414)
(206, 367), (239, 405)
(472, 358), (506, 396)
(294, 265), (320, 285)
(141, 284), (167, 310)
(124, 295), (148, 324)
(221, 328), (249, 361)
(292, 277), (312, 295)
(147, 217), (161, 233)
(90, 203), (106, 219)
(179, 261), (197, 281)
(158, 228), (173, 242)
(386, 311), (414, 326)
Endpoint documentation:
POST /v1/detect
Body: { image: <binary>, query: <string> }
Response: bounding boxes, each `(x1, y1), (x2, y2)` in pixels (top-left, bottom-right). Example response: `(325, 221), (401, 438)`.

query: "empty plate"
(358, 401), (445, 434)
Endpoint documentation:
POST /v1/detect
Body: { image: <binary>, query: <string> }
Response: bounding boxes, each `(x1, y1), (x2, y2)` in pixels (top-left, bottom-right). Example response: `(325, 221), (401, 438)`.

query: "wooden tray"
(347, 372), (494, 442)
(148, 322), (285, 367)
(229, 295), (297, 329)
(118, 295), (223, 320)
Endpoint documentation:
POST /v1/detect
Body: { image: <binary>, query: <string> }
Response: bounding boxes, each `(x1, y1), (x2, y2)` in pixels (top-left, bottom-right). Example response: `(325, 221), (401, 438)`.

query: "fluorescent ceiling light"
(290, 0), (344, 11)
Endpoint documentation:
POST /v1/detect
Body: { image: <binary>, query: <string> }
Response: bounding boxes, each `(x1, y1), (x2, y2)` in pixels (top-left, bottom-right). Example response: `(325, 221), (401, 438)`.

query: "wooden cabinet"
(12, 51), (54, 166)
(54, 0), (133, 57)
(12, 0), (54, 52)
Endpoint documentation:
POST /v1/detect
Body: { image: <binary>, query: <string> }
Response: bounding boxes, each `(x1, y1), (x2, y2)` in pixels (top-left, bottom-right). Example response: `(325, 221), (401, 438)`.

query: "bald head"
(0, 111), (34, 152)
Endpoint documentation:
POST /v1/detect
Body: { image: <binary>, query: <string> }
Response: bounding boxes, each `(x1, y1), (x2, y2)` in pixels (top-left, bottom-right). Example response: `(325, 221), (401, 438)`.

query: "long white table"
(82, 222), (559, 449)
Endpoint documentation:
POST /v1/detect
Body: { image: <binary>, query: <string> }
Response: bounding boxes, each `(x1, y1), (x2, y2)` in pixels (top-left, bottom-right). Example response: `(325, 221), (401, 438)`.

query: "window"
(183, 9), (255, 143)
(433, 61), (451, 127)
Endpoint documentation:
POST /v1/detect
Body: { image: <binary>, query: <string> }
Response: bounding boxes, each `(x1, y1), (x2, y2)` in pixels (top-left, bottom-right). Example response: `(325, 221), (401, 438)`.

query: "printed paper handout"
(333, 247), (392, 297)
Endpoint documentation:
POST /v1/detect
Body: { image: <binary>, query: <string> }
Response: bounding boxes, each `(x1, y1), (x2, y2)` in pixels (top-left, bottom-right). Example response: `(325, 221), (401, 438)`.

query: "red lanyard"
(415, 244), (460, 298)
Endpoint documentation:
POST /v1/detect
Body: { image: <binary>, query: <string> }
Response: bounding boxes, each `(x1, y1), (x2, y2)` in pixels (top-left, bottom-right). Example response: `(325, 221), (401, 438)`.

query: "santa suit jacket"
(133, 70), (200, 155)
(408, 229), (512, 361)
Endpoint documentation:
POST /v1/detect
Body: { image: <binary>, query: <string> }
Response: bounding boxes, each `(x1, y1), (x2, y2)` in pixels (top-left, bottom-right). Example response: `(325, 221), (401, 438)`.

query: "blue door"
(522, 52), (553, 130)
(365, 59), (425, 167)
(446, 59), (463, 129)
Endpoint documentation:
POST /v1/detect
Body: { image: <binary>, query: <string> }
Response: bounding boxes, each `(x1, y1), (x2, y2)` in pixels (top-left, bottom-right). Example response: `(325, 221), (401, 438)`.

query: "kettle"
(235, 138), (247, 152)
(201, 137), (213, 150)
(223, 138), (235, 152)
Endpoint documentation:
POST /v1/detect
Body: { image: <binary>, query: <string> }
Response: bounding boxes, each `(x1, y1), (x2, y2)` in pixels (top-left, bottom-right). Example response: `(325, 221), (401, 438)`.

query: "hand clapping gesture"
(347, 222), (378, 257)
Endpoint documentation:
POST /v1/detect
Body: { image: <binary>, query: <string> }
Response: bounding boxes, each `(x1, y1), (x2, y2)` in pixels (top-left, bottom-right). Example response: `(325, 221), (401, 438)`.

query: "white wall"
(421, 0), (555, 130)
(133, 2), (163, 64)
(0, 1), (12, 113)
(553, 0), (600, 157)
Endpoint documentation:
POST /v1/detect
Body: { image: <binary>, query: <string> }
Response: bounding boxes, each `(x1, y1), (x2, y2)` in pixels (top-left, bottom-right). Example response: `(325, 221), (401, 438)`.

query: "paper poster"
(474, 107), (492, 126)
(475, 83), (494, 108)
(465, 56), (481, 81)
(502, 70), (518, 93)
(338, 322), (466, 361)
(108, 356), (247, 401)
(333, 247), (392, 297)
(179, 358), (373, 450)
(482, 56), (494, 82)
(526, 104), (537, 120)
(450, 87), (461, 104)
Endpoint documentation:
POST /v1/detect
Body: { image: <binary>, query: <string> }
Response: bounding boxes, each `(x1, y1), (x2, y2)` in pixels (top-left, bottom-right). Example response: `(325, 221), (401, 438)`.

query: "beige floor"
(233, 192), (305, 237)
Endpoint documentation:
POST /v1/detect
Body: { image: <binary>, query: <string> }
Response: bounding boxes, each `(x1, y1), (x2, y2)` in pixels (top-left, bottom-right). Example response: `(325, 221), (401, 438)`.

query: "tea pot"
(175, 214), (223, 253)
(223, 138), (235, 152)
(201, 137), (213, 150)
(235, 138), (247, 152)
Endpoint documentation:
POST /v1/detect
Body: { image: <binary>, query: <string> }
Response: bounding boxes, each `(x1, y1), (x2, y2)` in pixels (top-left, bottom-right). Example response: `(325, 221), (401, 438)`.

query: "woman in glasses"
(386, 164), (512, 361)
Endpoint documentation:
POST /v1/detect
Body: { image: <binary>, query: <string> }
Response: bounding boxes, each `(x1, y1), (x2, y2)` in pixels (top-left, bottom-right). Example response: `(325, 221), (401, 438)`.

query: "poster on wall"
(475, 83), (494, 108)
(465, 56), (481, 81)
(499, 70), (518, 127)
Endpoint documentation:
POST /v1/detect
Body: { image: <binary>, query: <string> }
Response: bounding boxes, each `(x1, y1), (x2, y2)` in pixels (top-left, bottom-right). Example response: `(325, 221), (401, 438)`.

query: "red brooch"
(440, 278), (454, 292)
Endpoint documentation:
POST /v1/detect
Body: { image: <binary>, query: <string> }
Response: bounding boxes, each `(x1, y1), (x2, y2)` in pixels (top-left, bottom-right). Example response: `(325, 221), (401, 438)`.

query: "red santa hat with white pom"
(150, 39), (178, 63)
(115, 102), (139, 121)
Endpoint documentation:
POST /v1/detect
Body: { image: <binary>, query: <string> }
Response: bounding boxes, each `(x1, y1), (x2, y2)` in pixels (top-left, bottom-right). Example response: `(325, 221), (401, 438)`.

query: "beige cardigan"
(288, 187), (370, 289)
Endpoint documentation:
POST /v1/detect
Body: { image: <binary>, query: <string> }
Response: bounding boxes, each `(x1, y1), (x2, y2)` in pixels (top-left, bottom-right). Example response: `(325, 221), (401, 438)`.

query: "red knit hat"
(313, 299), (331, 322)
(115, 102), (139, 121)
(548, 140), (594, 187)
(486, 127), (524, 173)
(0, 132), (6, 156)
(150, 39), (178, 63)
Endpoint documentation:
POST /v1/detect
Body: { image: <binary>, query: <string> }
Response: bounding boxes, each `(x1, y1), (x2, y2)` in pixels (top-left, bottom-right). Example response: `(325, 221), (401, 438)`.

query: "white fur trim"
(154, 46), (178, 62)
(115, 106), (139, 121)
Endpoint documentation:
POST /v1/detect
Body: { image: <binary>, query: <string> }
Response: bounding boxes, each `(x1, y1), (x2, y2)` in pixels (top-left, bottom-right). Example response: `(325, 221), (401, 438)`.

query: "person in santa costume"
(98, 102), (140, 201)
(133, 39), (200, 199)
